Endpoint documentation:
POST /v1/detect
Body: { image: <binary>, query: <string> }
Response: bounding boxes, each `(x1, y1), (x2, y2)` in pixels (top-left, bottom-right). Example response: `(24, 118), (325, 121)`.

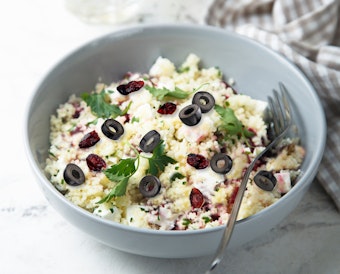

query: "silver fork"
(205, 82), (293, 273)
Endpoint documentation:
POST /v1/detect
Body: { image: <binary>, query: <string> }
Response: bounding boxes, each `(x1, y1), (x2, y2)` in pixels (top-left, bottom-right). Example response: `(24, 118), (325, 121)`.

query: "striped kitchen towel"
(206, 0), (340, 211)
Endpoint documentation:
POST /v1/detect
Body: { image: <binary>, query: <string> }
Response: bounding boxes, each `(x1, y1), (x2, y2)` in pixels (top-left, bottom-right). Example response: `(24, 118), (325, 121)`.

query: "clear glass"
(65, 0), (140, 25)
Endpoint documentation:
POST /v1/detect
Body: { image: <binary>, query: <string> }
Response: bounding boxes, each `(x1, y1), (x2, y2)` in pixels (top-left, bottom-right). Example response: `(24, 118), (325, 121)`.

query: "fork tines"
(267, 83), (292, 139)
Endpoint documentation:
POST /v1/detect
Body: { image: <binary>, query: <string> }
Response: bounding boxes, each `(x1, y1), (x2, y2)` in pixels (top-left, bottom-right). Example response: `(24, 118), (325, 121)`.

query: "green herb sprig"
(214, 104), (254, 139)
(146, 140), (177, 176)
(145, 86), (190, 100)
(98, 140), (176, 203)
(81, 89), (130, 119)
(170, 172), (185, 182)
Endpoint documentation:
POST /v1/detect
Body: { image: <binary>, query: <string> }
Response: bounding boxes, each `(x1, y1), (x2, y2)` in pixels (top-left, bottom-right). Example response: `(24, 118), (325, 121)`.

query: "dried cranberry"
(211, 214), (220, 221)
(70, 125), (83, 135)
(73, 107), (83, 118)
(72, 102), (83, 118)
(187, 153), (209, 169)
(157, 102), (177, 114)
(124, 114), (130, 124)
(79, 130), (100, 148)
(190, 188), (205, 208)
(117, 80), (144, 95)
(86, 154), (106, 171)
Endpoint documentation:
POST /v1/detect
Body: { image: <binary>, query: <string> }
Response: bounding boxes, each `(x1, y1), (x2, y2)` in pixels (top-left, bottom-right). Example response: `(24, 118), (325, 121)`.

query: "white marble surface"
(1, 1), (339, 273)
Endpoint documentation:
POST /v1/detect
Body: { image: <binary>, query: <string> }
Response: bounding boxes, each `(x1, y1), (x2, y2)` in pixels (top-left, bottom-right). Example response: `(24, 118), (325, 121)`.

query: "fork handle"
(206, 132), (288, 274)
(205, 158), (256, 273)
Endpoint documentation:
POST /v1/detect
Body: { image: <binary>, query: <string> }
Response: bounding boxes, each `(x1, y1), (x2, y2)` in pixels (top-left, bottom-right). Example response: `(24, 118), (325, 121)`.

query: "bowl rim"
(24, 23), (327, 236)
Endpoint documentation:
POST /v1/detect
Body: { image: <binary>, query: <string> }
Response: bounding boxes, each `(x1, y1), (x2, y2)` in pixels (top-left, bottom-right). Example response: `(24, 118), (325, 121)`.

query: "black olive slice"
(63, 163), (85, 186)
(101, 119), (124, 140)
(192, 91), (215, 113)
(139, 175), (161, 197)
(179, 104), (202, 126)
(210, 153), (233, 174)
(254, 170), (277, 191)
(139, 130), (161, 153)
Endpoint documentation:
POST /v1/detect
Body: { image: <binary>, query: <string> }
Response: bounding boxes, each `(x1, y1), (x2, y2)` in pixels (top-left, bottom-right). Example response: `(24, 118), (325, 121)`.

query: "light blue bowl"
(25, 24), (326, 258)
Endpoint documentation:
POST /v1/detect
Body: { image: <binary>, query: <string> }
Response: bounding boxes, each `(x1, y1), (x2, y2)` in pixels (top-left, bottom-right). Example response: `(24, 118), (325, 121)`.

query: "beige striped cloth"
(206, 0), (340, 211)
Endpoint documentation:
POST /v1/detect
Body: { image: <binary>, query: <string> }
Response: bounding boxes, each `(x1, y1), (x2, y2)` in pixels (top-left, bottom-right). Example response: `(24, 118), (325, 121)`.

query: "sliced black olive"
(179, 104), (202, 126)
(139, 130), (161, 153)
(254, 170), (277, 191)
(192, 91), (215, 113)
(139, 175), (161, 197)
(63, 163), (85, 186)
(210, 153), (233, 174)
(101, 119), (124, 140)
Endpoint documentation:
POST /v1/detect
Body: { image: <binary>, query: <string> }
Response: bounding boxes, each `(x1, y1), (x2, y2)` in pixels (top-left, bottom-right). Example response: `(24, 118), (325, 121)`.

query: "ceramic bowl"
(25, 25), (326, 258)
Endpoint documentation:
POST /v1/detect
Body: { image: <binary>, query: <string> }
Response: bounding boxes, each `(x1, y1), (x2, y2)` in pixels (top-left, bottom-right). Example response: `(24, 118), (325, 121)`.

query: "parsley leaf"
(177, 66), (190, 73)
(170, 172), (185, 182)
(202, 216), (212, 223)
(104, 158), (137, 182)
(214, 104), (254, 138)
(99, 177), (130, 203)
(98, 158), (138, 203)
(145, 86), (190, 100)
(98, 141), (176, 203)
(131, 117), (140, 123)
(182, 218), (191, 226)
(81, 89), (123, 118)
(146, 141), (176, 176)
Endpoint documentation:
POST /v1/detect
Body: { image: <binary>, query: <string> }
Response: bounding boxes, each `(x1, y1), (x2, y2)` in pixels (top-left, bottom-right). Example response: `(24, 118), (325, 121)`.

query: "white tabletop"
(1, 1), (339, 273)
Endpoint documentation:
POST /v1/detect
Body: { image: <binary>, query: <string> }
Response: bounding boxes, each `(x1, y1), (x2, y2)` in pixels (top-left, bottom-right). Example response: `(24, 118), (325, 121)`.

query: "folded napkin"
(206, 0), (340, 211)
